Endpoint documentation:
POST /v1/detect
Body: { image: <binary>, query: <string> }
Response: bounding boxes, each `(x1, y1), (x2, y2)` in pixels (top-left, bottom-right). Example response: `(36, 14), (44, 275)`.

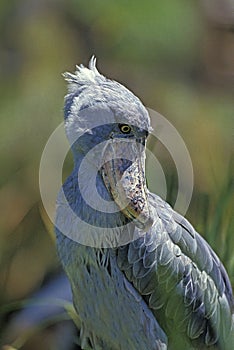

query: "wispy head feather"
(63, 55), (105, 93)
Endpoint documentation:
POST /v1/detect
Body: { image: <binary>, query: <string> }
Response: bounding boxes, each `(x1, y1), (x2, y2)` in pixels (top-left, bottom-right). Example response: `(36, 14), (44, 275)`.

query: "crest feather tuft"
(63, 55), (103, 92)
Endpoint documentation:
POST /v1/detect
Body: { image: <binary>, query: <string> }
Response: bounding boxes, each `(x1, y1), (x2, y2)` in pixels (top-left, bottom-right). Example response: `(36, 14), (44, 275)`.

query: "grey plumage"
(55, 57), (234, 349)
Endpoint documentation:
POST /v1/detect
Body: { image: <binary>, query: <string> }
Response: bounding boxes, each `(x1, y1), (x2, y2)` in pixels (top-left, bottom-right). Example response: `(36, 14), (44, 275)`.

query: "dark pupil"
(119, 124), (130, 133)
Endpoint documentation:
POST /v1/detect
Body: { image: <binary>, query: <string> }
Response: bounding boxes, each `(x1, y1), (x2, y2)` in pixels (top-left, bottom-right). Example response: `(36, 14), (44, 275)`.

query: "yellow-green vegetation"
(0, 1), (233, 349)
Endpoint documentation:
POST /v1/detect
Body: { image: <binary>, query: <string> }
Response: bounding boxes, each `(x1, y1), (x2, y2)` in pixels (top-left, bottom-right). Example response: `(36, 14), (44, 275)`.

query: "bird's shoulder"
(117, 193), (234, 347)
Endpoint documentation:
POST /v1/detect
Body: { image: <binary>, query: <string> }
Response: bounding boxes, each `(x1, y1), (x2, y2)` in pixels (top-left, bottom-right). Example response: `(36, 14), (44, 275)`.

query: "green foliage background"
(0, 1), (233, 349)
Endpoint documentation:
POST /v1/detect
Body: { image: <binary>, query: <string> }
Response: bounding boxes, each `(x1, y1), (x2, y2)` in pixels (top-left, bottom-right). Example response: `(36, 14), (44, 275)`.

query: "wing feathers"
(117, 194), (233, 348)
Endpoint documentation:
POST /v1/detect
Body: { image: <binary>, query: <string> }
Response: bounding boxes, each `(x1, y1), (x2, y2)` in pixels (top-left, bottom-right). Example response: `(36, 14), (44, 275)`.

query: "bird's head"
(63, 57), (153, 232)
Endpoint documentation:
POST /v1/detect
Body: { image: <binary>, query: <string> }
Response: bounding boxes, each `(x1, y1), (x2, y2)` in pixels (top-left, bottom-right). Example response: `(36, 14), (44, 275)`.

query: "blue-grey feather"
(56, 59), (233, 349)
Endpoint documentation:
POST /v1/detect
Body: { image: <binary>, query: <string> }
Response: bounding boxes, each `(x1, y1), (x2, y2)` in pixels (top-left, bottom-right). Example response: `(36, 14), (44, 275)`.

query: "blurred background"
(0, 0), (233, 349)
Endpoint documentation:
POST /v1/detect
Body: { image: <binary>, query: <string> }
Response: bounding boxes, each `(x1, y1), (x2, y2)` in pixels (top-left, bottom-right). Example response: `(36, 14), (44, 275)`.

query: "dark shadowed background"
(0, 1), (233, 349)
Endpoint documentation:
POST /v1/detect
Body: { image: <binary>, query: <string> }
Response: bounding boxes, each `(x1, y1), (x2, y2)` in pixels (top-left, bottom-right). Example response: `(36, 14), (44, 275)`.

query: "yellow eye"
(119, 124), (131, 134)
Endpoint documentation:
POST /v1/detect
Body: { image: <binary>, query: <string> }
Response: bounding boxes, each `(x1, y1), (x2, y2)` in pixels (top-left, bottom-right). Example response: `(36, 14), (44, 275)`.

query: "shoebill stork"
(55, 57), (233, 349)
